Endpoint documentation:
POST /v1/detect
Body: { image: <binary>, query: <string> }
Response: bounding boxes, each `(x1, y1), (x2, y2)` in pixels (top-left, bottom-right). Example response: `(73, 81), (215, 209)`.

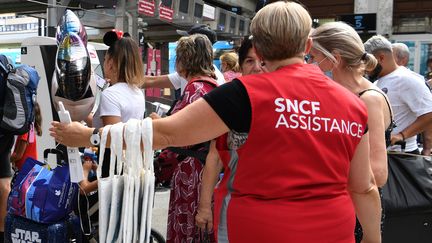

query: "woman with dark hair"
(195, 35), (263, 235)
(237, 37), (263, 75)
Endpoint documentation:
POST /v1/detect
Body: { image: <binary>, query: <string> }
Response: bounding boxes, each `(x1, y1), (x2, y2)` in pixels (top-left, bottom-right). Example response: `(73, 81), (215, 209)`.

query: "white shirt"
(168, 64), (225, 94)
(375, 66), (432, 152)
(93, 82), (145, 129)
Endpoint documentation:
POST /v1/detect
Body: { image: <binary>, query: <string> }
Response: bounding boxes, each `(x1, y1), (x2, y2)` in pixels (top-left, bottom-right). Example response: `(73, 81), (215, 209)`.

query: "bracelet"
(400, 132), (406, 141)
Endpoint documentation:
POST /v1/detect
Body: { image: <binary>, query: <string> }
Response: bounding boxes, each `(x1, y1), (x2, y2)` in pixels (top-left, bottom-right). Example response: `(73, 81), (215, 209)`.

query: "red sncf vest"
(216, 63), (368, 243)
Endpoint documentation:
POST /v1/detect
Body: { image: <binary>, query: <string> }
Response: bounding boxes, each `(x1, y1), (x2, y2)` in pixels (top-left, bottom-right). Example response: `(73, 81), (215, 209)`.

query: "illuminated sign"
(339, 13), (376, 31)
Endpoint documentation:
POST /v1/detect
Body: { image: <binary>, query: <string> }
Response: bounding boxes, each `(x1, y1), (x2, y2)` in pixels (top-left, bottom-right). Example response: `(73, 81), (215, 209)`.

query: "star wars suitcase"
(4, 213), (82, 243)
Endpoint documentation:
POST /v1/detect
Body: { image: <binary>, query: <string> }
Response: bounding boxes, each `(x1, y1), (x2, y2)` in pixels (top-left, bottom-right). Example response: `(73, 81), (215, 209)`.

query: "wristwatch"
(90, 128), (101, 146)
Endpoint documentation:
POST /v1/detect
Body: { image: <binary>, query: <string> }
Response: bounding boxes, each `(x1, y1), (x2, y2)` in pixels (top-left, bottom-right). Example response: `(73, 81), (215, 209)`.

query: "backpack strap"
(188, 76), (218, 87)
(166, 76), (217, 116)
(166, 141), (210, 164)
(0, 55), (11, 75)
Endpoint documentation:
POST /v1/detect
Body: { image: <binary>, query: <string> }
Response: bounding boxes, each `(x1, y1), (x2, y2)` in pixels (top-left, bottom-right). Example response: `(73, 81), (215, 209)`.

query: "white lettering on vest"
(273, 98), (364, 138)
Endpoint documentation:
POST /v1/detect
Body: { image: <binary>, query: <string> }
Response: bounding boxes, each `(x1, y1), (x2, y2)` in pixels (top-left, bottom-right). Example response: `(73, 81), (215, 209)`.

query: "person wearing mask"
(10, 103), (43, 170)
(50, 2), (381, 242)
(365, 35), (432, 154)
(310, 21), (393, 242)
(141, 24), (225, 94)
(220, 52), (242, 82)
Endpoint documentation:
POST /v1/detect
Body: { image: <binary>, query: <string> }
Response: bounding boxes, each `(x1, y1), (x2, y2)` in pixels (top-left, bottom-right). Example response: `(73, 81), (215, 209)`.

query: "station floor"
(152, 187), (170, 239)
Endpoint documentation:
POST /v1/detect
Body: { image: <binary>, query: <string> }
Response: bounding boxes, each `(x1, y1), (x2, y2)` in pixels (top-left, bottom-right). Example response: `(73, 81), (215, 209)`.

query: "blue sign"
(340, 13), (376, 31)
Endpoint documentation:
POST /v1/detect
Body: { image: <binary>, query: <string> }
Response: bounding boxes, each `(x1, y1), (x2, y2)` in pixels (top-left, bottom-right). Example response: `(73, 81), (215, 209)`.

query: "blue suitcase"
(5, 213), (82, 243)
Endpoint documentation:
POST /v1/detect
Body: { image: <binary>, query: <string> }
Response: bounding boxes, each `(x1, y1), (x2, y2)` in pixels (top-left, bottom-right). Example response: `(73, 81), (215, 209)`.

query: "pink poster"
(146, 48), (162, 97)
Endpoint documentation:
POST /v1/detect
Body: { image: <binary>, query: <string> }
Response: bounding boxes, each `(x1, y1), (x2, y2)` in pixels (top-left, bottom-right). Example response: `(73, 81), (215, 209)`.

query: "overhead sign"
(138, 0), (155, 17)
(159, 4), (174, 22)
(203, 4), (215, 20)
(339, 13), (376, 31)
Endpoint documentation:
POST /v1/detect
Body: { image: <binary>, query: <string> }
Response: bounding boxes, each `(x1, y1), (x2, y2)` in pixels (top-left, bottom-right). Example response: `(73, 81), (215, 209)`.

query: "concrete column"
(354, 0), (393, 36)
(115, 0), (126, 31)
(115, 0), (138, 40)
(46, 0), (69, 37)
(377, 0), (393, 37)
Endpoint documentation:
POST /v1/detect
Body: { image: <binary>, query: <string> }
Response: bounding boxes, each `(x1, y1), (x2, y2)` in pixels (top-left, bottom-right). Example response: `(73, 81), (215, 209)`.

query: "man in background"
(392, 42), (410, 67)
(365, 35), (432, 154)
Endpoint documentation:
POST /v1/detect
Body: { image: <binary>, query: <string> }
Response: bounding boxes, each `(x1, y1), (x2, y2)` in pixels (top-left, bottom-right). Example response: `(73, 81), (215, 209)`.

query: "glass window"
(420, 42), (432, 79)
(179, 0), (189, 14)
(161, 0), (172, 7)
(194, 3), (203, 18)
(219, 12), (226, 27)
(239, 20), (244, 31)
(230, 16), (236, 29)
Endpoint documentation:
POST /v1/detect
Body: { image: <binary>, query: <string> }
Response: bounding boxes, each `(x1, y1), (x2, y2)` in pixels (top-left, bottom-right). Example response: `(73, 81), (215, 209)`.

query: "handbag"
(106, 123), (125, 242)
(8, 149), (78, 224)
(96, 125), (113, 243)
(123, 119), (143, 242)
(382, 152), (432, 214)
(140, 118), (155, 243)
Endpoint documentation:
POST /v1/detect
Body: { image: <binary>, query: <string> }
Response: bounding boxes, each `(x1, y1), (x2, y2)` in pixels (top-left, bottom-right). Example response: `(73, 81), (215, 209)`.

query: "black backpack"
(0, 55), (40, 135)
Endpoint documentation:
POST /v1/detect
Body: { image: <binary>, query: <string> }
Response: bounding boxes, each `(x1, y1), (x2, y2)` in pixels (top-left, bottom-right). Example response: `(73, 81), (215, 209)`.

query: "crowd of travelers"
(1, 1), (432, 243)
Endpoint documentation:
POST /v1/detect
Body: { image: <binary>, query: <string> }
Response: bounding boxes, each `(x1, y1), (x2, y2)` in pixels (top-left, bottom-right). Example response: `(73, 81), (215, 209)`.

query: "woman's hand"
(195, 206), (213, 231)
(149, 112), (161, 120)
(390, 132), (404, 146)
(49, 121), (93, 147)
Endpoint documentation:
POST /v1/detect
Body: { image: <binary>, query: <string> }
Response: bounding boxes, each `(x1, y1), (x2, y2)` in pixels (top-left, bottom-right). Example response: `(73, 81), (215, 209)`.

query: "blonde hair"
(311, 21), (377, 72)
(106, 37), (144, 86)
(220, 52), (240, 72)
(175, 34), (215, 78)
(250, 1), (312, 61)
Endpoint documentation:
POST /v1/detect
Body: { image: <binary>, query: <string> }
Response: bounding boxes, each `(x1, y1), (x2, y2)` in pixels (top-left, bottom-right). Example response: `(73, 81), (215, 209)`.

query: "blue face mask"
(312, 57), (334, 79)
(324, 70), (333, 79)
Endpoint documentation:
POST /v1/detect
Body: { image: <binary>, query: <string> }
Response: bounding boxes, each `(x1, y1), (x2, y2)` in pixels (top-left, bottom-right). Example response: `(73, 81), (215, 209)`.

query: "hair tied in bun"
(103, 29), (124, 46)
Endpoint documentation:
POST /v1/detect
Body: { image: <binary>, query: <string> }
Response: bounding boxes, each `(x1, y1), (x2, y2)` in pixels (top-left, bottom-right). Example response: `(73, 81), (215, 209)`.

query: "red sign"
(146, 48), (162, 97)
(159, 5), (174, 22)
(138, 0), (155, 17)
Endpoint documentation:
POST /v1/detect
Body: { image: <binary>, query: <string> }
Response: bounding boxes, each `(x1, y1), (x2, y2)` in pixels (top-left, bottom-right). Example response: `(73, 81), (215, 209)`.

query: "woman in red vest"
(50, 2), (381, 242)
(195, 36), (263, 236)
